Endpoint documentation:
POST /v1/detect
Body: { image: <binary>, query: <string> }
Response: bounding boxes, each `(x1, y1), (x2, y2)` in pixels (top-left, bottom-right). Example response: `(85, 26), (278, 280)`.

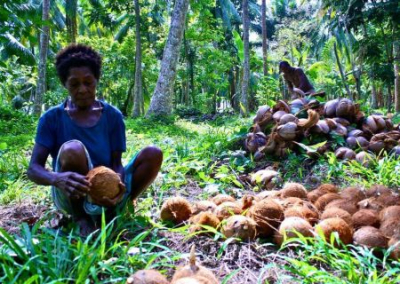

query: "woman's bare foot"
(76, 217), (97, 237)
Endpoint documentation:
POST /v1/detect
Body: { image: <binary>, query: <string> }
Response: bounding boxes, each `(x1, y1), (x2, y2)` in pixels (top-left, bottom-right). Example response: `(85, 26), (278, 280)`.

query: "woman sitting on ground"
(27, 44), (163, 236)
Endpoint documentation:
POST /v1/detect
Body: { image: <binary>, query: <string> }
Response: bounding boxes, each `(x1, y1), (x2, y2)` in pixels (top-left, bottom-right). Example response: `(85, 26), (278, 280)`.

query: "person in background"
(27, 44), (163, 236)
(279, 61), (315, 99)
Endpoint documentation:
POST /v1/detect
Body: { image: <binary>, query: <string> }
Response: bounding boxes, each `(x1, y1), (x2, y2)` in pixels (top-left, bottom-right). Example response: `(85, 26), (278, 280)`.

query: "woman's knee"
(138, 146), (163, 166)
(59, 140), (88, 172)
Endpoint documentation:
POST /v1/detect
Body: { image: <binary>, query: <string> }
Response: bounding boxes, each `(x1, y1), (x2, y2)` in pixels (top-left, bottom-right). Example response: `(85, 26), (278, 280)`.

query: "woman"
(27, 44), (163, 235)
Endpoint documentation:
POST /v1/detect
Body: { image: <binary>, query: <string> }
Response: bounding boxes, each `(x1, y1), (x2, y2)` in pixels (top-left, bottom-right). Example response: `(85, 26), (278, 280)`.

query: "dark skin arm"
(27, 143), (90, 198)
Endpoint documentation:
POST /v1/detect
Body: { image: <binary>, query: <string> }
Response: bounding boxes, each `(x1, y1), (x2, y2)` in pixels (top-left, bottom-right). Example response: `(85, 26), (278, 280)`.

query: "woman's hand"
(52, 172), (91, 199)
(99, 181), (126, 207)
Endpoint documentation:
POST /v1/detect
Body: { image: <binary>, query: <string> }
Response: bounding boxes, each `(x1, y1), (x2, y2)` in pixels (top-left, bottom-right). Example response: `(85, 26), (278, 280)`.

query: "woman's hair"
(55, 44), (102, 85)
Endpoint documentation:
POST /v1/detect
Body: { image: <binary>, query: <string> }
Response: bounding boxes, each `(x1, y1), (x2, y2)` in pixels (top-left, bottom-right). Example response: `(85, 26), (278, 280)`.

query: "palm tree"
(146, 0), (190, 116)
(132, 0), (143, 117)
(66, 0), (78, 43)
(34, 0), (50, 116)
(240, 0), (250, 117)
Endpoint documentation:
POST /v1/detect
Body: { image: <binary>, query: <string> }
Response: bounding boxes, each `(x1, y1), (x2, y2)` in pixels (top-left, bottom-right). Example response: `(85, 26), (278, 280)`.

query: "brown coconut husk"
(366, 185), (392, 198)
(314, 193), (342, 211)
(284, 204), (319, 225)
(380, 218), (400, 238)
(189, 212), (220, 234)
(192, 201), (217, 215)
(379, 206), (400, 223)
(221, 215), (257, 240)
(315, 217), (353, 246)
(280, 183), (307, 199)
(307, 189), (325, 204)
(357, 197), (385, 213)
(126, 269), (169, 284)
(273, 217), (314, 246)
(316, 184), (339, 194)
(321, 208), (353, 227)
(86, 166), (122, 203)
(173, 277), (213, 284)
(171, 246), (219, 284)
(247, 199), (284, 237)
(210, 194), (235, 205)
(214, 202), (242, 220)
(239, 194), (260, 211)
(353, 226), (388, 249)
(352, 209), (380, 229)
(256, 190), (281, 200)
(375, 193), (400, 207)
(160, 197), (192, 224)
(388, 238), (400, 260)
(325, 199), (358, 215)
(340, 186), (366, 203)
(279, 197), (305, 209)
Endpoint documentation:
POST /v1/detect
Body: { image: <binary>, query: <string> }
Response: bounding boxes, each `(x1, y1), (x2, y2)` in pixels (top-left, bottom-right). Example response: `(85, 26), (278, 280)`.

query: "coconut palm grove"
(1, 0), (400, 283)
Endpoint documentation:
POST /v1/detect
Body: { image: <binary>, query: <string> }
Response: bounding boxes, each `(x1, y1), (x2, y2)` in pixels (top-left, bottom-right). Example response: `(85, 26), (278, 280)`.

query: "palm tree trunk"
(261, 0), (268, 76)
(34, 0), (50, 116)
(66, 0), (77, 43)
(333, 42), (351, 99)
(394, 24), (400, 112)
(240, 0), (250, 117)
(132, 0), (143, 117)
(146, 0), (189, 116)
(370, 72), (378, 109)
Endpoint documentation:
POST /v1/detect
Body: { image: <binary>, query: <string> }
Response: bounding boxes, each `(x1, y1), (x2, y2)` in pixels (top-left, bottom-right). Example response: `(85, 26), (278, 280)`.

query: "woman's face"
(65, 66), (97, 109)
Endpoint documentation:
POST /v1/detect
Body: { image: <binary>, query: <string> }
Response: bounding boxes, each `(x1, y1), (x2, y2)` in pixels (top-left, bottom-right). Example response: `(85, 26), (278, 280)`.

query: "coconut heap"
(160, 183), (400, 258)
(246, 98), (400, 163)
(126, 246), (220, 284)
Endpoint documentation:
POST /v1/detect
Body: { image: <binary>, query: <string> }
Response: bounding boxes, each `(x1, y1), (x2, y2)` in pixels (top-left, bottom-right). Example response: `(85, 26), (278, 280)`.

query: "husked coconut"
(160, 197), (192, 224)
(375, 193), (400, 207)
(353, 226), (388, 249)
(388, 238), (400, 259)
(315, 217), (353, 246)
(280, 183), (307, 199)
(358, 197), (385, 212)
(321, 208), (352, 227)
(253, 105), (272, 127)
(324, 99), (339, 118)
(273, 110), (288, 123)
(355, 151), (375, 167)
(126, 269), (169, 284)
(277, 122), (298, 141)
(86, 166), (122, 204)
(325, 199), (358, 215)
(307, 184), (338, 203)
(307, 190), (325, 204)
(171, 246), (219, 284)
(280, 197), (304, 209)
(352, 209), (380, 229)
(239, 194), (260, 211)
(274, 217), (314, 246)
(284, 204), (319, 225)
(380, 218), (400, 238)
(366, 185), (392, 198)
(245, 132), (267, 153)
(210, 194), (235, 205)
(380, 206), (400, 223)
(215, 202), (242, 220)
(346, 136), (369, 150)
(247, 199), (284, 237)
(340, 186), (366, 203)
(221, 215), (257, 240)
(192, 201), (217, 215)
(189, 212), (220, 234)
(279, 113), (298, 125)
(256, 190), (281, 200)
(173, 277), (214, 284)
(250, 169), (282, 190)
(315, 193), (342, 211)
(336, 98), (355, 119)
(317, 184), (339, 194)
(335, 147), (356, 160)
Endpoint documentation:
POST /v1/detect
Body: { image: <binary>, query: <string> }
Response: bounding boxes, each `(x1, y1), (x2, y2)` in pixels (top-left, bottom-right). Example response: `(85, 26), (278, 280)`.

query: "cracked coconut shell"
(86, 166), (122, 203)
(247, 198), (284, 237)
(274, 217), (314, 246)
(126, 269), (169, 284)
(221, 215), (257, 240)
(160, 197), (192, 224)
(171, 246), (219, 284)
(315, 217), (353, 246)
(353, 226), (388, 249)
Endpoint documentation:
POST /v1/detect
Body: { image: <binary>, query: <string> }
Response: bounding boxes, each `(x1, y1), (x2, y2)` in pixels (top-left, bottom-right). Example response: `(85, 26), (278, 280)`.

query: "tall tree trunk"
(183, 31), (190, 105)
(132, 0), (143, 117)
(34, 0), (50, 116)
(146, 0), (189, 116)
(240, 0), (250, 117)
(333, 42), (352, 99)
(387, 83), (392, 112)
(261, 0), (268, 76)
(370, 72), (378, 109)
(394, 24), (400, 112)
(66, 0), (77, 43)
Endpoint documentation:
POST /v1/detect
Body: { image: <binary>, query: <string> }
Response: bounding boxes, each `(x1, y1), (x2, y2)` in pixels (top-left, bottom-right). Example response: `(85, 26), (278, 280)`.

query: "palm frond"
(0, 33), (35, 65)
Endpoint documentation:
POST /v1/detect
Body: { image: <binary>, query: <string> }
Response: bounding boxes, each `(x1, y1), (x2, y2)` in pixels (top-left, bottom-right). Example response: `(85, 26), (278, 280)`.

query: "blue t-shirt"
(35, 100), (126, 170)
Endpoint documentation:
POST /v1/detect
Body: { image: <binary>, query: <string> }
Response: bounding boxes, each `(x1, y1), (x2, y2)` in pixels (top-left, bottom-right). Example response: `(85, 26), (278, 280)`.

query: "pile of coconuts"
(160, 183), (400, 259)
(246, 97), (400, 164)
(126, 246), (220, 284)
